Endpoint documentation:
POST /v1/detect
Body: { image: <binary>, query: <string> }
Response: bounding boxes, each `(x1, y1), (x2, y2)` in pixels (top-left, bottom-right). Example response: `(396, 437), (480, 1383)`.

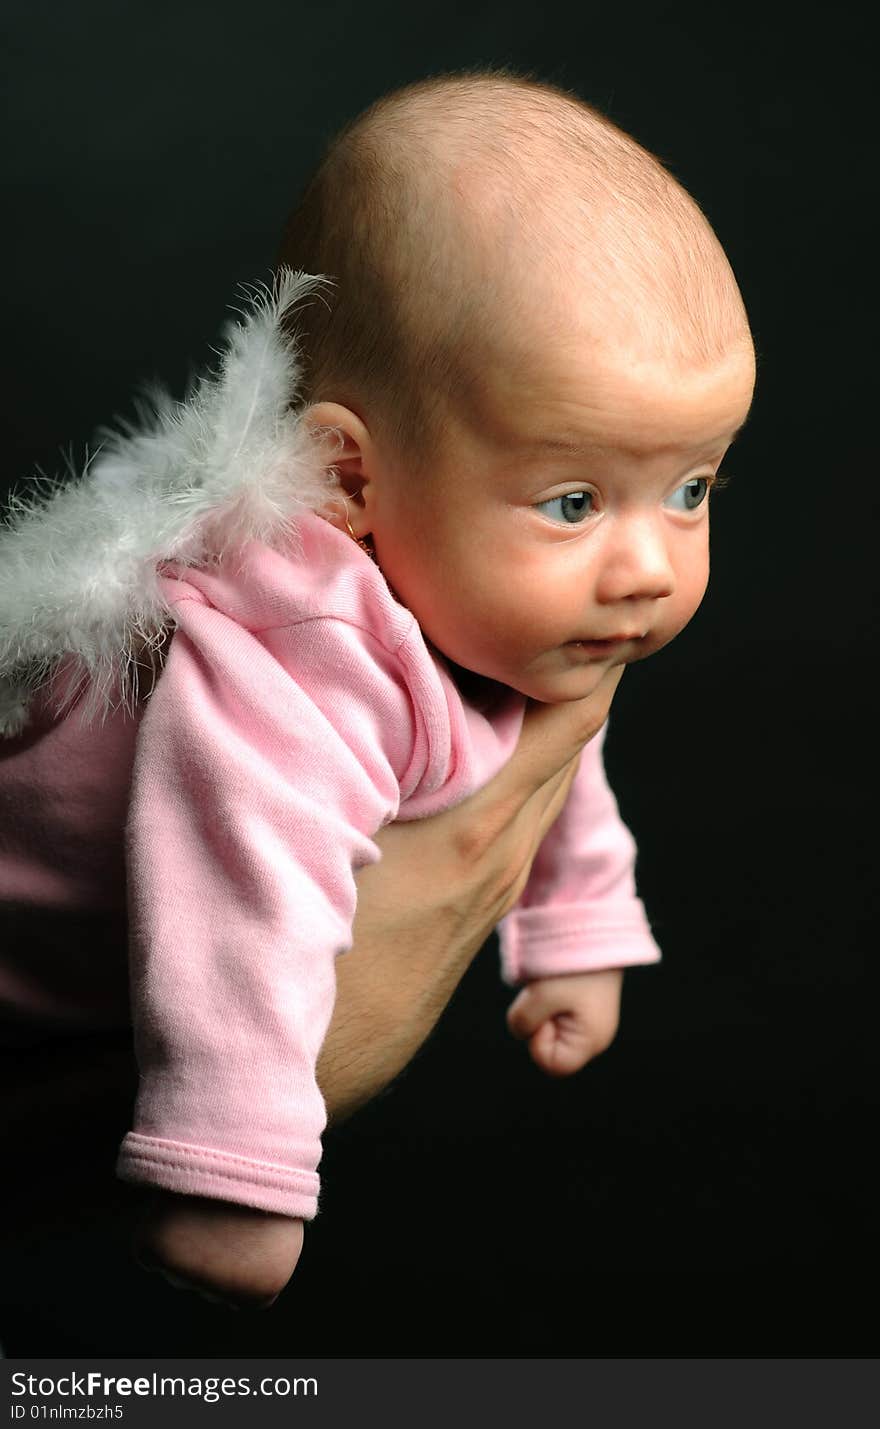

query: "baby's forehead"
(474, 214), (750, 395)
(436, 282), (754, 463)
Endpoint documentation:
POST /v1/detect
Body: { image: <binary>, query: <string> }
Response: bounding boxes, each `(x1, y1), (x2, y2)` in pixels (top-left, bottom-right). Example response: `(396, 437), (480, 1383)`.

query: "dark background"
(1, 1), (875, 1356)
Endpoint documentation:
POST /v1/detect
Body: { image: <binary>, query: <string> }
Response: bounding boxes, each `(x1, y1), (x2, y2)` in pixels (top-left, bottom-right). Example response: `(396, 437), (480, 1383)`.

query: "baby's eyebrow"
(519, 435), (607, 459)
(530, 436), (594, 456)
(526, 414), (750, 459)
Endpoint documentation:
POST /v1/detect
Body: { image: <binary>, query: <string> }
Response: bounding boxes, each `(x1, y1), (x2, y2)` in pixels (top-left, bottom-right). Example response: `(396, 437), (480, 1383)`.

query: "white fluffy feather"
(0, 268), (342, 736)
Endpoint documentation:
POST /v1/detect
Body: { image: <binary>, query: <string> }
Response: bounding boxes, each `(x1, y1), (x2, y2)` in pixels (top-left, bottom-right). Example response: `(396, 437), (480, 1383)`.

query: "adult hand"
(318, 664), (626, 1120)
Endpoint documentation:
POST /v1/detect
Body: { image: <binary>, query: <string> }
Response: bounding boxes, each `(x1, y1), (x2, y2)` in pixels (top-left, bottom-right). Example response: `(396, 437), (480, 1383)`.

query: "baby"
(0, 69), (755, 1305)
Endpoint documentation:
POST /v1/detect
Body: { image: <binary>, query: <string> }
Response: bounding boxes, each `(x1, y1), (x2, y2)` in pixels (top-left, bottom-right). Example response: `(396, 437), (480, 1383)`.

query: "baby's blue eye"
(535, 491), (594, 524)
(666, 477), (710, 512)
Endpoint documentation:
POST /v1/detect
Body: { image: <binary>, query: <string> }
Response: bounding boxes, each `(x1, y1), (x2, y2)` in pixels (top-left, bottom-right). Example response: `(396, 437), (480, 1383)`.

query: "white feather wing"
(0, 268), (340, 735)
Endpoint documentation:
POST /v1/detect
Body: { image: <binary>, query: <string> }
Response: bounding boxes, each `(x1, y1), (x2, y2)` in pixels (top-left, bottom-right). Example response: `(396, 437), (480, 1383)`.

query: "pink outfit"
(0, 512), (659, 1219)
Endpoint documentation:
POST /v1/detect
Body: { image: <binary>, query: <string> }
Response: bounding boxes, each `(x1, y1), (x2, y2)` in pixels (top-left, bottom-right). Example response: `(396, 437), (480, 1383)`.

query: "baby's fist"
(506, 969), (622, 1077)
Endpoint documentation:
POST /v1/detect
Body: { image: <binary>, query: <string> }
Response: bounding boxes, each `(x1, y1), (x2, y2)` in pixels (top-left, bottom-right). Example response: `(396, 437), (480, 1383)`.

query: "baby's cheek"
(682, 544), (711, 619)
(649, 566), (709, 656)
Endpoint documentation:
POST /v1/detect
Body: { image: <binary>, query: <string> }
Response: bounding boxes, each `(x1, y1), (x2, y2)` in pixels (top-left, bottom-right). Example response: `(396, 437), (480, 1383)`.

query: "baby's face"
(367, 328), (755, 703)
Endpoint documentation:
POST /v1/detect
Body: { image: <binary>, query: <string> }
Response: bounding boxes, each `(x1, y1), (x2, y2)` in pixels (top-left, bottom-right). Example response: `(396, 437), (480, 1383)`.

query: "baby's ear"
(303, 402), (372, 519)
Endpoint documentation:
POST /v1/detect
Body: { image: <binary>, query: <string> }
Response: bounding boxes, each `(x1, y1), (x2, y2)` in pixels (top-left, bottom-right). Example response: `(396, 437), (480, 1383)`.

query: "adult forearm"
(317, 893), (482, 1123)
(316, 675), (622, 1124)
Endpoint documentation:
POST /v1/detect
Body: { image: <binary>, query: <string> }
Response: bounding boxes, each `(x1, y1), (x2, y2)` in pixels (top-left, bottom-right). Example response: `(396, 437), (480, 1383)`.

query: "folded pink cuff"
(499, 902), (661, 986)
(116, 1131), (320, 1219)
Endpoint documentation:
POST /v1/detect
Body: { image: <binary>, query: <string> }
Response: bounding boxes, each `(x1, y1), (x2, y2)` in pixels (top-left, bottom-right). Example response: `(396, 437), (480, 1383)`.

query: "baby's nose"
(594, 517), (675, 604)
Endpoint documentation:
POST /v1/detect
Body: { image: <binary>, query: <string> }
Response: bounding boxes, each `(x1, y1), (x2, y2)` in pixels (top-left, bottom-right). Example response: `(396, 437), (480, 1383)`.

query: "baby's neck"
(444, 659), (509, 711)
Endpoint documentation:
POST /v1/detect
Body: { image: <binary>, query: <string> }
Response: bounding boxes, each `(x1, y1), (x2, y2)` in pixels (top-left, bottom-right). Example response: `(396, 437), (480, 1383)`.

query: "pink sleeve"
(116, 599), (416, 1219)
(497, 721), (661, 986)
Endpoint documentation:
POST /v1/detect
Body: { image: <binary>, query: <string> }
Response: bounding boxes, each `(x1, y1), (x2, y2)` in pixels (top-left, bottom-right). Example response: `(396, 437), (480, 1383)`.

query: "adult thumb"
(512, 664), (626, 791)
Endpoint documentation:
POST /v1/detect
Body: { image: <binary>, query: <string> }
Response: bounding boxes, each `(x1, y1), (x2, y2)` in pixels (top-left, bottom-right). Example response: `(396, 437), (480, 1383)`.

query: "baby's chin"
(446, 634), (670, 706)
(469, 656), (622, 706)
(513, 667), (622, 704)
(506, 641), (665, 704)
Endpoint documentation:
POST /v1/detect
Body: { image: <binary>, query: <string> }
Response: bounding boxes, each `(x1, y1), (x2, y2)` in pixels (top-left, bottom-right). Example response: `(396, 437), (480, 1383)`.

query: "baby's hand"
(134, 1192), (304, 1309)
(506, 969), (622, 1076)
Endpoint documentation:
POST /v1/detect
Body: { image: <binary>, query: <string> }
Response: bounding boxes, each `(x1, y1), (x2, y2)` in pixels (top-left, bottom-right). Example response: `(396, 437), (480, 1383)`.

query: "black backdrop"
(1, 1), (875, 1356)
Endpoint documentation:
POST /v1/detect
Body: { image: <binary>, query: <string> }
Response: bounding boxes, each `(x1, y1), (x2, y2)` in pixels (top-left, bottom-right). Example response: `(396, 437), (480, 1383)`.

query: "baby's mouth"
(565, 633), (646, 658)
(567, 633), (642, 646)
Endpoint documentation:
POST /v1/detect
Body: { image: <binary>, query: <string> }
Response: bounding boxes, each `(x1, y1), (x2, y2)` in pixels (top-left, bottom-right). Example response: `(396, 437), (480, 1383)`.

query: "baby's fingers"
(507, 979), (619, 1077)
(529, 1013), (594, 1077)
(506, 981), (556, 1042)
(507, 985), (587, 1077)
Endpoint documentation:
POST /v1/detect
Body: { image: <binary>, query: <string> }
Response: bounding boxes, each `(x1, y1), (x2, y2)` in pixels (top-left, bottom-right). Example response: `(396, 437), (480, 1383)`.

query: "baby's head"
(279, 68), (756, 702)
